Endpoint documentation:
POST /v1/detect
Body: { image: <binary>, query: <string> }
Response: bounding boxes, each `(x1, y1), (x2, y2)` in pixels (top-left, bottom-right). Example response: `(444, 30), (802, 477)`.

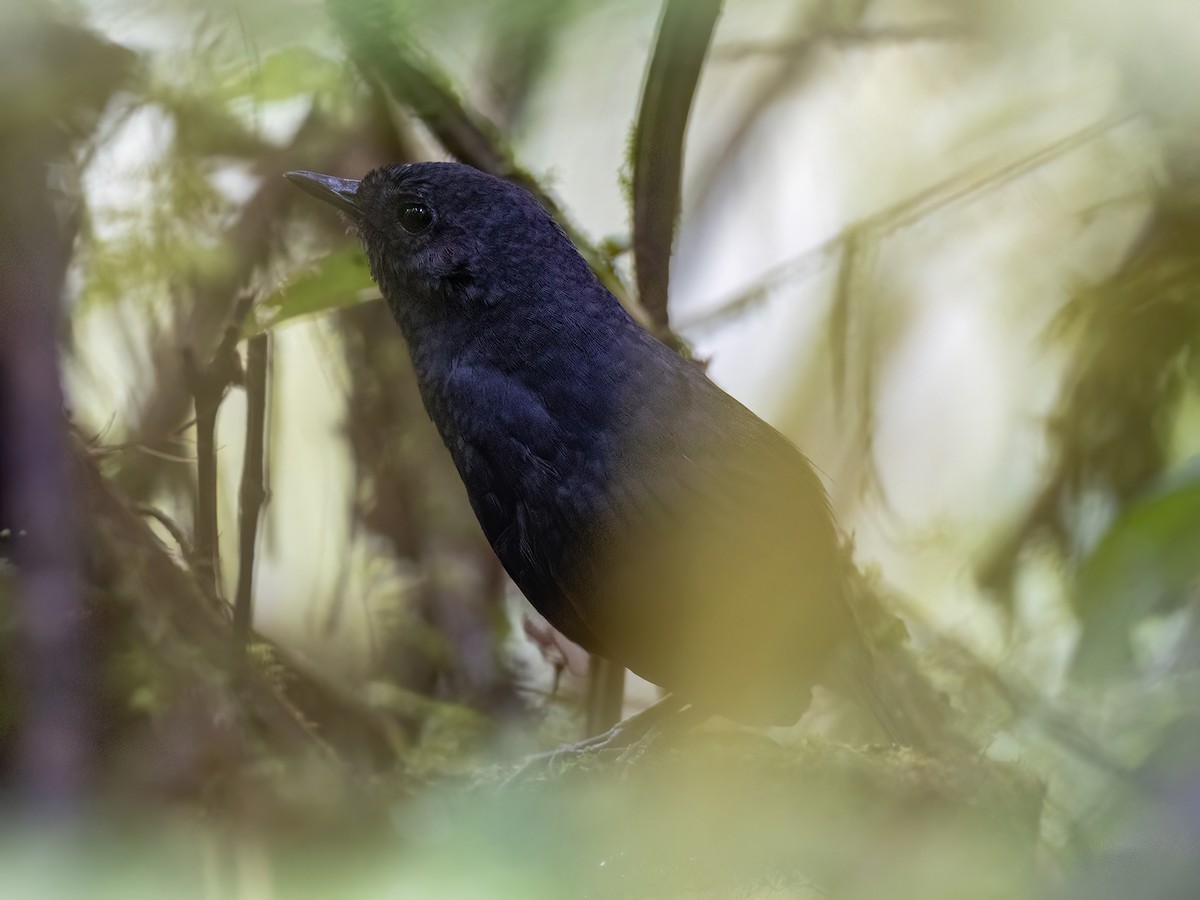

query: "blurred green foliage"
(248, 248), (377, 336)
(1072, 465), (1200, 680)
(3, 0), (1200, 897)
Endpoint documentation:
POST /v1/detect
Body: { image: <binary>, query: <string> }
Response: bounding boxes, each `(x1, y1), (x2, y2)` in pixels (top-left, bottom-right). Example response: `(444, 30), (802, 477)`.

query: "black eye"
(399, 202), (433, 234)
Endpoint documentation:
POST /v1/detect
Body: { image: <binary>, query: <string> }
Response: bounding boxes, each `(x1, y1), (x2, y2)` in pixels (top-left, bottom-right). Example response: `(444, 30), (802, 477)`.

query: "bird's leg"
(503, 694), (709, 785)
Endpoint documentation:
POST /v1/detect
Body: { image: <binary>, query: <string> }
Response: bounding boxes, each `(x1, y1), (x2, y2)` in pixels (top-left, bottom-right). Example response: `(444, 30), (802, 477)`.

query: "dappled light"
(2, 0), (1199, 897)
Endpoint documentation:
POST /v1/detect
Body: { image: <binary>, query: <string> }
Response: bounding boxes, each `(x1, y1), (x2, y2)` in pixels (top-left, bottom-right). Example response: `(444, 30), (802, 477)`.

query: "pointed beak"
(284, 170), (363, 219)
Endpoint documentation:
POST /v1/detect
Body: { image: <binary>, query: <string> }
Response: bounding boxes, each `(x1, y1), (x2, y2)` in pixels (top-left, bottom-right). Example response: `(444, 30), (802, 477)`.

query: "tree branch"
(232, 333), (270, 675)
(0, 14), (137, 816)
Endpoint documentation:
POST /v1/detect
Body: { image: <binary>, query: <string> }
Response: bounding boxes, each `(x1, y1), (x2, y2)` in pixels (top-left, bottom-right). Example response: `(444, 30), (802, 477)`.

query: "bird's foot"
(501, 695), (708, 787)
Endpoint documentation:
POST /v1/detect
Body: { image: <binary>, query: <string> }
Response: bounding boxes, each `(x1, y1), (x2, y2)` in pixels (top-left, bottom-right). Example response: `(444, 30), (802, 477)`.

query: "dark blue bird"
(287, 162), (859, 728)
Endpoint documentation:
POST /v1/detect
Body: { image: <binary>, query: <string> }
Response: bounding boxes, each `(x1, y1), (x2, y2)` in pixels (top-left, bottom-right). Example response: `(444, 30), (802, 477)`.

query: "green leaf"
(1071, 461), (1200, 681)
(220, 46), (344, 104)
(248, 248), (379, 335)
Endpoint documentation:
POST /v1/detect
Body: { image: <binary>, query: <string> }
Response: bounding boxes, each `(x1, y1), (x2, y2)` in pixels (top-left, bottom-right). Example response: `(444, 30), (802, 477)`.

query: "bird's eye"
(399, 202), (433, 234)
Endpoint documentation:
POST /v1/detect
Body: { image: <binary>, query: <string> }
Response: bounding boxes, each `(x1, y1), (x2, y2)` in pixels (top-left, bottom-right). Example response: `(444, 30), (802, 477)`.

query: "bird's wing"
(445, 364), (612, 656)
(555, 340), (851, 722)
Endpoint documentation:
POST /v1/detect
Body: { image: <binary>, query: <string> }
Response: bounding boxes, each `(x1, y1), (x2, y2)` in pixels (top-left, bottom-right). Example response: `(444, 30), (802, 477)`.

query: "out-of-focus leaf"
(80, 152), (234, 310)
(155, 87), (272, 158)
(248, 248), (379, 335)
(1071, 460), (1200, 681)
(220, 46), (345, 104)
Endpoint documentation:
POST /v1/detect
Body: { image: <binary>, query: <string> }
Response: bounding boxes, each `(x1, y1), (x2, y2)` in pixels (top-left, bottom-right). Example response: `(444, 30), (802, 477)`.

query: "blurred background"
(2, 0), (1199, 896)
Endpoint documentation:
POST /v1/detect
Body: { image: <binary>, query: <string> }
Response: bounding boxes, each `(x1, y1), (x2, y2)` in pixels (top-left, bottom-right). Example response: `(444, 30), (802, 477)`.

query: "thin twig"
(712, 23), (966, 61)
(87, 441), (197, 463)
(675, 233), (842, 332)
(71, 432), (341, 757)
(233, 333), (270, 675)
(631, 0), (722, 345)
(135, 505), (192, 559)
(122, 107), (348, 501)
(882, 115), (1137, 235)
(183, 293), (253, 597)
(681, 115), (1137, 332)
(131, 445), (198, 464)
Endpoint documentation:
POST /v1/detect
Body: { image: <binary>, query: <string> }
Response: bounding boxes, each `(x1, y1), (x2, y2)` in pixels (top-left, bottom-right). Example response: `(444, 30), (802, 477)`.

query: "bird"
(285, 162), (887, 739)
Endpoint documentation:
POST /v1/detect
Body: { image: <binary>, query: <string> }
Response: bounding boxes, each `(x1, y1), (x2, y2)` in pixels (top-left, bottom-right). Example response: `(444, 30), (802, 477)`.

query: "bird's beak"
(284, 170), (363, 219)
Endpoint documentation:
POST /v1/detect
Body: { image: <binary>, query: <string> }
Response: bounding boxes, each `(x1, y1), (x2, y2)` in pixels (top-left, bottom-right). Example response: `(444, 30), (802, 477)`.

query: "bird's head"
(285, 162), (599, 339)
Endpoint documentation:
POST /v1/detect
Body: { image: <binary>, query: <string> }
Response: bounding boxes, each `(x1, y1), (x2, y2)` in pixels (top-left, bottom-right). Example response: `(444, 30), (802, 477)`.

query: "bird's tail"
(832, 562), (968, 754)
